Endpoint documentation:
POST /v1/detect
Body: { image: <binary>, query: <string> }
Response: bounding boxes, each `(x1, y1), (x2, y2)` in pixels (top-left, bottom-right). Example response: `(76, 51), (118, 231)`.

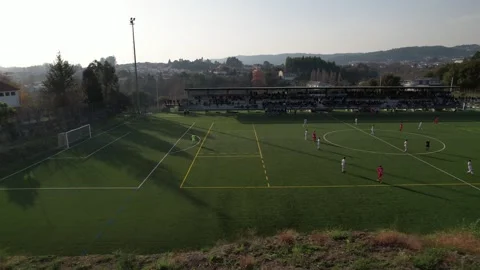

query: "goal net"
(58, 124), (92, 149)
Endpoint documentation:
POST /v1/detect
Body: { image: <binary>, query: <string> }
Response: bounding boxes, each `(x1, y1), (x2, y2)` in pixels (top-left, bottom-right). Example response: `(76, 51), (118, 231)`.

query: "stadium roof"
(185, 86), (459, 91)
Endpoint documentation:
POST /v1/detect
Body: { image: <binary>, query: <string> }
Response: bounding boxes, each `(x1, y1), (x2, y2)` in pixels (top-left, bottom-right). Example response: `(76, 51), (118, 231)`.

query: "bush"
(413, 248), (446, 270)
(373, 231), (422, 250)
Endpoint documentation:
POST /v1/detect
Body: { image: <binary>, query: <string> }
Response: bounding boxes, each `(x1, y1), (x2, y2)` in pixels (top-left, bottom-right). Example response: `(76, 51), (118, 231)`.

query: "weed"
(277, 229), (298, 246)
(413, 248), (446, 270)
(113, 250), (136, 270)
(430, 232), (480, 254)
(373, 230), (422, 250)
(238, 255), (255, 270)
(327, 229), (350, 241)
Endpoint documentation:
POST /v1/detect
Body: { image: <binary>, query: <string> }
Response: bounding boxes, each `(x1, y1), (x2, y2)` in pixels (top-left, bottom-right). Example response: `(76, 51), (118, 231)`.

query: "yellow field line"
(182, 182), (480, 189)
(252, 124), (270, 187)
(180, 122), (214, 188)
(197, 155), (261, 158)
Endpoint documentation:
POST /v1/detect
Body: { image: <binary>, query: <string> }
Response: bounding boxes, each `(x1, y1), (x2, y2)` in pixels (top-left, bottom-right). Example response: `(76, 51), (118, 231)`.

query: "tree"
(225, 57), (243, 69)
(380, 73), (401, 86)
(262, 61), (273, 70)
(472, 51), (480, 60)
(359, 78), (379, 86)
(42, 53), (77, 108)
(82, 64), (104, 107)
(0, 102), (15, 125)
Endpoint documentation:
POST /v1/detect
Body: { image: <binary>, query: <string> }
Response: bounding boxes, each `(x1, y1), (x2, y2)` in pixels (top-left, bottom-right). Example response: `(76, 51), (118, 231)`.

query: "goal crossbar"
(59, 124), (92, 149)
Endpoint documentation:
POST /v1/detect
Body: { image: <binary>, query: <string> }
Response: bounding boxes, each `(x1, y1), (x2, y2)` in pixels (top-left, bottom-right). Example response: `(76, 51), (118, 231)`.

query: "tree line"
(428, 52), (480, 89)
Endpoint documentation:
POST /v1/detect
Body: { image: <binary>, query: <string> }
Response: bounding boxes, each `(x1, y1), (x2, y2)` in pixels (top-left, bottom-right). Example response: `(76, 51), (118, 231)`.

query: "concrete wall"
(0, 90), (20, 107)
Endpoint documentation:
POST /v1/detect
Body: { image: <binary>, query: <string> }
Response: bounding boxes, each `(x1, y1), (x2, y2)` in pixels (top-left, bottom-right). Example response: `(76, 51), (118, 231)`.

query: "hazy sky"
(2, 0), (480, 67)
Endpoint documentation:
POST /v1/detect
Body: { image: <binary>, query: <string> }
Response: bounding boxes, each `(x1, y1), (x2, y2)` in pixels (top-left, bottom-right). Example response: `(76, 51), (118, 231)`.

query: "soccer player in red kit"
(434, 116), (439, 124)
(377, 165), (384, 183)
(312, 130), (317, 142)
(400, 122), (404, 132)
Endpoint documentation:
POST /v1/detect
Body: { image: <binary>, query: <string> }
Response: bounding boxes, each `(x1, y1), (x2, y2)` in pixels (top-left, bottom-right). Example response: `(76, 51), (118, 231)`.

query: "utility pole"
(156, 73), (160, 111)
(130, 17), (140, 114)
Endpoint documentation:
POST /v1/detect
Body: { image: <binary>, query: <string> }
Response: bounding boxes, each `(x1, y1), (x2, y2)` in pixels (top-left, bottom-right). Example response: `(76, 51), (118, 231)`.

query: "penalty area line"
(0, 122), (127, 183)
(137, 122), (196, 189)
(180, 122), (214, 188)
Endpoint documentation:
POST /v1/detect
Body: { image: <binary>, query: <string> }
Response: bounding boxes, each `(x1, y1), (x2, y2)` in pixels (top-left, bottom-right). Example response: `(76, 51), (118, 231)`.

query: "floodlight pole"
(156, 73), (160, 111)
(130, 17), (140, 114)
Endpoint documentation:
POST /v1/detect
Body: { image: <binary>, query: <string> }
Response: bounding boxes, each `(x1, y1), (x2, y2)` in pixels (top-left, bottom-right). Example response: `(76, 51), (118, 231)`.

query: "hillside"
(213, 44), (480, 65)
(2, 229), (480, 269)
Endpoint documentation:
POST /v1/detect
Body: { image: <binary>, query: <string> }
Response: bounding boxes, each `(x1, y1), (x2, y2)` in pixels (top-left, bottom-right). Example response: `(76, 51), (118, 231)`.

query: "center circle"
(322, 129), (446, 155)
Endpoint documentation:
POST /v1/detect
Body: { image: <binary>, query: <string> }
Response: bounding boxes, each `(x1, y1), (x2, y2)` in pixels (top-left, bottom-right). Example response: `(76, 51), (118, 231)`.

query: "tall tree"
(471, 51), (480, 60)
(225, 57), (244, 69)
(42, 53), (77, 108)
(82, 64), (104, 108)
(380, 73), (401, 86)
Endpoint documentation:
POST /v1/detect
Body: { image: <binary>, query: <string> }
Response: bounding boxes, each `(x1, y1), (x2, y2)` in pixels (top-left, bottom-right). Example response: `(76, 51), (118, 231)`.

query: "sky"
(2, 0), (480, 67)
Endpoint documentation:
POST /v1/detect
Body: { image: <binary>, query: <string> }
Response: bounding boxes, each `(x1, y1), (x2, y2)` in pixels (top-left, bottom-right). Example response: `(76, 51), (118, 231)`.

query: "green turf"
(0, 112), (479, 255)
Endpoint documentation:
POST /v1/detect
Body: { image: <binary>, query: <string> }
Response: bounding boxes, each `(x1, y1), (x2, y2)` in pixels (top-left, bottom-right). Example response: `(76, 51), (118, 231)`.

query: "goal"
(58, 124), (92, 149)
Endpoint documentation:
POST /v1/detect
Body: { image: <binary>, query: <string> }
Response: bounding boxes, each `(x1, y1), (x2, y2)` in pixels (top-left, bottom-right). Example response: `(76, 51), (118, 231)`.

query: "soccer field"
(0, 112), (479, 255)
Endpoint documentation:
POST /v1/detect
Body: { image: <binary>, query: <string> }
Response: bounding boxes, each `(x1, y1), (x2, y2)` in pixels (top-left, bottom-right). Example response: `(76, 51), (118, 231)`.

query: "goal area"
(58, 124), (92, 149)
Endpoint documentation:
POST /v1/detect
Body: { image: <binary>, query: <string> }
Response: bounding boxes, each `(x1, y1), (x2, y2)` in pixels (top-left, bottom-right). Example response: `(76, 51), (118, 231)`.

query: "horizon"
(2, 0), (480, 68)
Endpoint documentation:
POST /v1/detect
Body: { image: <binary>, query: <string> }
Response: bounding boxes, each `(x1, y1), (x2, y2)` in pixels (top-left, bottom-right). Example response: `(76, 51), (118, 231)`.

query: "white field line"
(0, 186), (137, 191)
(170, 134), (201, 154)
(0, 123), (125, 182)
(0, 123), (127, 183)
(330, 115), (480, 193)
(137, 122), (196, 189)
(83, 132), (131, 159)
(48, 132), (131, 160)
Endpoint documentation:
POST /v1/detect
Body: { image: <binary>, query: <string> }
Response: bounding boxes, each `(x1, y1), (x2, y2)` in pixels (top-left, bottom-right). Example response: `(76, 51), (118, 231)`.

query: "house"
(0, 80), (20, 107)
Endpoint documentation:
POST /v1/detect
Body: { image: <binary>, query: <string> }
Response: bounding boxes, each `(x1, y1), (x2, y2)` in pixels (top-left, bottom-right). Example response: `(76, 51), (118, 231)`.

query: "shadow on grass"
(0, 118), (197, 208)
(383, 182), (450, 201)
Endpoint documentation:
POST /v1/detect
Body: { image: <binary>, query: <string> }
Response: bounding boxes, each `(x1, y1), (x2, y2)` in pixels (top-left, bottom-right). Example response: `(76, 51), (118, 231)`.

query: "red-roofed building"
(0, 80), (20, 107)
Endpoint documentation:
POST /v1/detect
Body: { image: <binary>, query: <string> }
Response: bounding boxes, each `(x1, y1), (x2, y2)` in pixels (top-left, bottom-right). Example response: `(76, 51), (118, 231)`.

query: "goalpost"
(58, 124), (92, 149)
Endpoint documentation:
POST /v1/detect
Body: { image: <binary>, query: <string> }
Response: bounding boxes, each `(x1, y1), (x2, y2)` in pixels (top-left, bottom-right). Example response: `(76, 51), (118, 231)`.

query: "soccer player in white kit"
(370, 125), (375, 135)
(317, 138), (321, 149)
(418, 122), (423, 130)
(304, 129), (308, 140)
(303, 119), (307, 127)
(467, 160), (474, 174)
(404, 139), (408, 152)
(355, 118), (358, 125)
(341, 157), (346, 173)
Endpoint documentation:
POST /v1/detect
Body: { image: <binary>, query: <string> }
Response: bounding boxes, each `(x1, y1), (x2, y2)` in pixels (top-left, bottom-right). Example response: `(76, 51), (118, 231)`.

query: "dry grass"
(309, 232), (330, 245)
(3, 230), (480, 269)
(429, 232), (480, 254)
(238, 255), (255, 269)
(276, 229), (299, 246)
(373, 231), (423, 251)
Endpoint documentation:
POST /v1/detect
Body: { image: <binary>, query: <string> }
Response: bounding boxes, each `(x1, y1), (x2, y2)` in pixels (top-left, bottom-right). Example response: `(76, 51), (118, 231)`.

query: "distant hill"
(213, 44), (480, 65)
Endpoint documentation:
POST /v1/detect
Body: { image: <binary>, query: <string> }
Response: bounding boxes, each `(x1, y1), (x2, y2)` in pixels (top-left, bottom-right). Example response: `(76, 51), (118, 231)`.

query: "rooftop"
(0, 80), (20, 92)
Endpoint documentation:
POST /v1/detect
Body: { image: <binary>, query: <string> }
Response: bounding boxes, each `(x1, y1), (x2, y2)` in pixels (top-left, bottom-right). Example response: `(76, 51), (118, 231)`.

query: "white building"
(0, 81), (20, 107)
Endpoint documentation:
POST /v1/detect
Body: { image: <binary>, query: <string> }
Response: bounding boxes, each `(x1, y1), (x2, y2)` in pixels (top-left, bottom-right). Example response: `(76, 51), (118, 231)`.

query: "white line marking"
(0, 186), (137, 191)
(170, 134), (201, 154)
(330, 115), (480, 193)
(0, 122), (127, 183)
(323, 129), (446, 156)
(137, 122), (196, 189)
(83, 132), (131, 159)
(47, 132), (131, 160)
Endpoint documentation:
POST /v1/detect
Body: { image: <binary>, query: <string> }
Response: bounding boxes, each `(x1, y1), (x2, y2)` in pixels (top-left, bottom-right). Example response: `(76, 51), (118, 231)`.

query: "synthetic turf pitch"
(0, 112), (479, 255)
